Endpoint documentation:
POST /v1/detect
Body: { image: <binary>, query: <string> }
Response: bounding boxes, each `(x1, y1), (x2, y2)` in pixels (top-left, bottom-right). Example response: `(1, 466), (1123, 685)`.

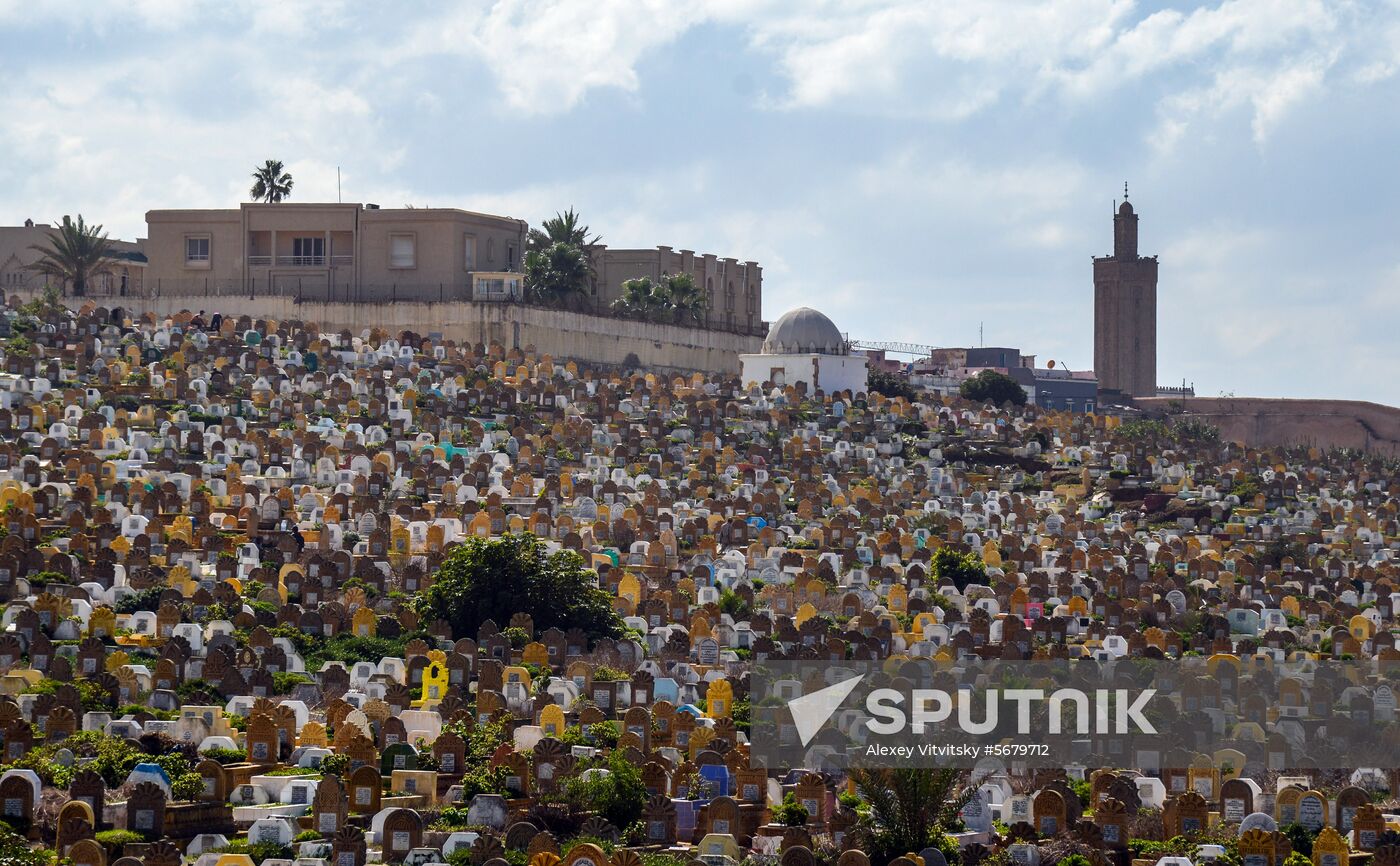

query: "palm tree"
(250, 159), (294, 203)
(611, 276), (669, 321)
(662, 272), (707, 325)
(24, 215), (116, 298)
(524, 242), (591, 309)
(528, 209), (600, 297)
(612, 273), (707, 325)
(527, 208), (600, 252)
(849, 767), (971, 865)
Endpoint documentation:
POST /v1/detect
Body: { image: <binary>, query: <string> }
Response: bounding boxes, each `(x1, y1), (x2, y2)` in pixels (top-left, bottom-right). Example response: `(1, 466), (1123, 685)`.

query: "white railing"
(246, 254), (353, 267)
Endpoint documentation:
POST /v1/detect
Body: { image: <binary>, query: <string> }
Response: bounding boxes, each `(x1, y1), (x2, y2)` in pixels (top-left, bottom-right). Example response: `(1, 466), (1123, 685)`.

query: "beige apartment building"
(0, 219), (147, 298)
(144, 202), (528, 302)
(141, 201), (762, 335)
(592, 245), (763, 336)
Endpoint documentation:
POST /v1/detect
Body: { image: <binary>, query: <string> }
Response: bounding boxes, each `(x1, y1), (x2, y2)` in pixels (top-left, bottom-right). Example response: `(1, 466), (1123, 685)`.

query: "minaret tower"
(1093, 184), (1158, 398)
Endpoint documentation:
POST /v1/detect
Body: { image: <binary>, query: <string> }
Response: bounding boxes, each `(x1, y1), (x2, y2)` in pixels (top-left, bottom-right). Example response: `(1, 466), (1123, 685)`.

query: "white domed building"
(740, 306), (867, 393)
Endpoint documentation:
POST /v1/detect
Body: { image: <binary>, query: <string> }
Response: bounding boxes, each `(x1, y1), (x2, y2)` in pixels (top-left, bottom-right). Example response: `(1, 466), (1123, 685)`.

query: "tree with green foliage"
(611, 275), (668, 320)
(867, 369), (916, 401)
(558, 749), (647, 829)
(116, 585), (167, 614)
(959, 369), (1026, 406)
(527, 208), (600, 252)
(662, 272), (707, 325)
(931, 546), (986, 591)
(524, 242), (592, 309)
(250, 159), (294, 203)
(611, 272), (707, 325)
(849, 767), (971, 866)
(414, 533), (623, 643)
(1173, 418), (1220, 444)
(24, 214), (116, 297)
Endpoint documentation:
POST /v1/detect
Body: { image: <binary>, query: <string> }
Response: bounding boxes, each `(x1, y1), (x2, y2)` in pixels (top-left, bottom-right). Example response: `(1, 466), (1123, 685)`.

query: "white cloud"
(727, 0), (1380, 151)
(393, 0), (706, 114)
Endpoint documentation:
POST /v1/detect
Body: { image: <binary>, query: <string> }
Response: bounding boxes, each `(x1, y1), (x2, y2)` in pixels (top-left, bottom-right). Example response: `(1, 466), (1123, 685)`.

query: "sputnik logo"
(789, 674), (866, 746)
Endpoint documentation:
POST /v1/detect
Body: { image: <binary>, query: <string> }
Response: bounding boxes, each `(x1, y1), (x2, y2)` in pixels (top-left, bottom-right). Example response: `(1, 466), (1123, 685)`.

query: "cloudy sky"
(2, 0), (1397, 402)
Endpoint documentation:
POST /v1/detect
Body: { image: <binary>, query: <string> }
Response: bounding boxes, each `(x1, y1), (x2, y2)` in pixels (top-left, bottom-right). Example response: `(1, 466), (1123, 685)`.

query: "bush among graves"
(1280, 823), (1316, 856)
(317, 753), (350, 776)
(415, 533), (624, 642)
(0, 731), (134, 788)
(93, 828), (145, 850)
(771, 792), (809, 826)
(557, 749), (648, 830)
(930, 545), (986, 591)
(114, 585), (166, 614)
(959, 369), (1027, 406)
(21, 677), (114, 712)
(199, 746), (247, 765)
(299, 630), (433, 670)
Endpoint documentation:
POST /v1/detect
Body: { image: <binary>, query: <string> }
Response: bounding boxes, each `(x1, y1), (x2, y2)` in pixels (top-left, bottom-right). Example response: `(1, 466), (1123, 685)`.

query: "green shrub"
(318, 753), (349, 776)
(558, 750), (647, 829)
(115, 585), (166, 614)
(586, 721), (620, 749)
(95, 828), (145, 847)
(199, 747), (246, 765)
(771, 792), (809, 826)
(414, 533), (622, 643)
(931, 546), (986, 591)
(272, 671), (312, 695)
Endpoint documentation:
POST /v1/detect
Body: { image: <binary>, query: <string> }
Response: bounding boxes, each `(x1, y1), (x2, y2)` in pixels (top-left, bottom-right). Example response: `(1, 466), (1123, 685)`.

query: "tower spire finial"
(1123, 181), (1129, 201)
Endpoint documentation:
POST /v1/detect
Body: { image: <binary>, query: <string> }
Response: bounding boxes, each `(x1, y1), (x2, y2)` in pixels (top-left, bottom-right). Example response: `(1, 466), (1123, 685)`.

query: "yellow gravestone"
(414, 650), (450, 709)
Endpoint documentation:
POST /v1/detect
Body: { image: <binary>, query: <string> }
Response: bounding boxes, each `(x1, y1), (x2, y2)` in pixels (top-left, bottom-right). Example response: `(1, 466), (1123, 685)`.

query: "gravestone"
(1033, 788), (1064, 836)
(126, 780), (166, 838)
(1218, 777), (1254, 825)
(1312, 827), (1349, 866)
(1297, 790), (1327, 832)
(1237, 828), (1275, 866)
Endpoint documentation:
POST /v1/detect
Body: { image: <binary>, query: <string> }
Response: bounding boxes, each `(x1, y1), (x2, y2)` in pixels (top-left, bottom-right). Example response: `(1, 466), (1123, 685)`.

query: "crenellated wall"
(1135, 396), (1400, 457)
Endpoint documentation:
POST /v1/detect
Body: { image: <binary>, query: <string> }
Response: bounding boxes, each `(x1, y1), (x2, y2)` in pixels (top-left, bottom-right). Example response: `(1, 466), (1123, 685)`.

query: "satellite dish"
(1047, 360), (1055, 368)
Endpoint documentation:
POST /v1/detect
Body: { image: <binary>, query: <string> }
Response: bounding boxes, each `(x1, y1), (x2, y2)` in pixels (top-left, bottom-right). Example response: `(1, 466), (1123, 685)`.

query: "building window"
(292, 237), (324, 265)
(389, 234), (415, 268)
(464, 235), (477, 271)
(486, 238), (495, 266)
(506, 243), (516, 271)
(185, 236), (210, 266)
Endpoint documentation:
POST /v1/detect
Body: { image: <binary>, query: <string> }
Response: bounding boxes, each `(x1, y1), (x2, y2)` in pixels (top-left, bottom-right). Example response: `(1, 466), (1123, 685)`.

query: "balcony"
(247, 254), (353, 267)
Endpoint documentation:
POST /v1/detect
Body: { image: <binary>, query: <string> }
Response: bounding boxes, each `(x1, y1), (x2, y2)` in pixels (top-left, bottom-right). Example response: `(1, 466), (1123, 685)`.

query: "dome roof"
(762, 307), (848, 355)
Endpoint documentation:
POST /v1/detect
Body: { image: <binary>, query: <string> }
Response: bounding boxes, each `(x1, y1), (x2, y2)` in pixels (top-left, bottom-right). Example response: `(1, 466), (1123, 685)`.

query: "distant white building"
(740, 307), (867, 394)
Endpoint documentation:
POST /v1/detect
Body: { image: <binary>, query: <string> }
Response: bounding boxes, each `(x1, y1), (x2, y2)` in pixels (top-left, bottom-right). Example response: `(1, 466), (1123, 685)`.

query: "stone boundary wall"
(1136, 396), (1400, 457)
(31, 292), (763, 376)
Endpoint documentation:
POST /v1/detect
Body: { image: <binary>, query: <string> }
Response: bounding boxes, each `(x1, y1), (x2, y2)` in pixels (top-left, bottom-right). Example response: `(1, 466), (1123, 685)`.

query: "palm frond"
(23, 215), (116, 296)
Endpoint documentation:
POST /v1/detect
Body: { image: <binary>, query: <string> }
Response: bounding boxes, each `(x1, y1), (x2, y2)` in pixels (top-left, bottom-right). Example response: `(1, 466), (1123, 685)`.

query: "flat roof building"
(144, 202), (528, 302)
